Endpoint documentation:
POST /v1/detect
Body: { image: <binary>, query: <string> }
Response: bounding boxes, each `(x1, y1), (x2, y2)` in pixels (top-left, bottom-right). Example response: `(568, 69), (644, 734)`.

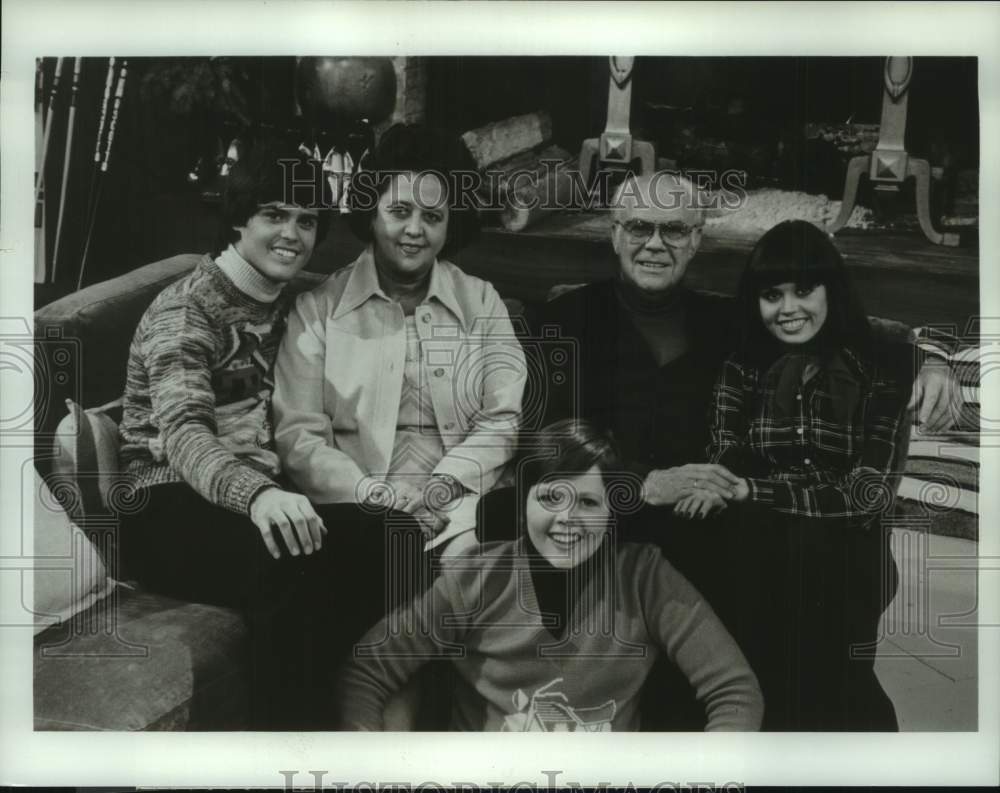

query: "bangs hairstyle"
(221, 141), (331, 247)
(736, 219), (873, 363)
(519, 420), (624, 493)
(346, 123), (481, 258)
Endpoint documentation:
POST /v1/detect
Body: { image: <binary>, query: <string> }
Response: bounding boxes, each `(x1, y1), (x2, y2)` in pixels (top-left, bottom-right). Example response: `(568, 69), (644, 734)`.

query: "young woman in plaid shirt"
(693, 219), (914, 731)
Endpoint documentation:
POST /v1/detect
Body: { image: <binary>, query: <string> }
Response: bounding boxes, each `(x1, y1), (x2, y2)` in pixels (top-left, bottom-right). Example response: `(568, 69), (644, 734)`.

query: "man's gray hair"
(610, 172), (708, 223)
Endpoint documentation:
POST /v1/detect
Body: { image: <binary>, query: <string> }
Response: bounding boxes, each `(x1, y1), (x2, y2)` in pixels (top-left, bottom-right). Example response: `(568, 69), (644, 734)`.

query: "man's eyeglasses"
(616, 219), (703, 246)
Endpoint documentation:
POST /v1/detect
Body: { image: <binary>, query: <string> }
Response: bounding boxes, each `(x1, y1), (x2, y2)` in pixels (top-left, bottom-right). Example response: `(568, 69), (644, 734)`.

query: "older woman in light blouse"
(272, 126), (526, 687)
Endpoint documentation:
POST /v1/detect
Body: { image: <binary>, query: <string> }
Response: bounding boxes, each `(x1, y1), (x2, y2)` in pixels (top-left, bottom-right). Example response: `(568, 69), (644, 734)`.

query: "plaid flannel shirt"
(707, 345), (914, 521)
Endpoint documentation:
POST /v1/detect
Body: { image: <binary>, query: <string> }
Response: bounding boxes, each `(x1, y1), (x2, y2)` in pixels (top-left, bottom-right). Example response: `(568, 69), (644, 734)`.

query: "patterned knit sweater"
(119, 252), (292, 514)
(339, 539), (763, 731)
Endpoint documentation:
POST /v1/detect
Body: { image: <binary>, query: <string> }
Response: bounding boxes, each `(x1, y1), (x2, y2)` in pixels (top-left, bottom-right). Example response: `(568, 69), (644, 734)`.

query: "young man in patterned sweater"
(118, 142), (332, 727)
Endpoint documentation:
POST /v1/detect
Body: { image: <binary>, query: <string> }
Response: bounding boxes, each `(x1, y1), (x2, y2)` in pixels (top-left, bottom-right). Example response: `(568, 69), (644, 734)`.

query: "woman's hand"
(731, 478), (750, 503)
(412, 506), (449, 538)
(249, 487), (327, 559)
(674, 490), (728, 519)
(383, 478), (454, 538)
(388, 480), (425, 514)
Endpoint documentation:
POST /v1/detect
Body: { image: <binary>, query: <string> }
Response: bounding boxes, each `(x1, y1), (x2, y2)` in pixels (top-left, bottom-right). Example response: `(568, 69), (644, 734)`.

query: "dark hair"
(221, 140), (331, 247)
(346, 123), (480, 258)
(519, 419), (624, 492)
(736, 220), (872, 364)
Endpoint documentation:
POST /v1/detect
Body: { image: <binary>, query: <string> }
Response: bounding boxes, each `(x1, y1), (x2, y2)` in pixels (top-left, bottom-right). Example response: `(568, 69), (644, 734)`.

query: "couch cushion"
(34, 587), (249, 730)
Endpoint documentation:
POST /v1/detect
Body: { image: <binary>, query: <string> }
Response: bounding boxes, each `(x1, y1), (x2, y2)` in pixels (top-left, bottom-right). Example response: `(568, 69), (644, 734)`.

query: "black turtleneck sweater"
(614, 279), (690, 367)
(525, 535), (599, 639)
(534, 279), (734, 476)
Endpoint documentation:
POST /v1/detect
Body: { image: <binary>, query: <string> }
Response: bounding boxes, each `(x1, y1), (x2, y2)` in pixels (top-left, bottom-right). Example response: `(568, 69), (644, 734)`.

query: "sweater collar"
(614, 276), (686, 318)
(514, 535), (603, 612)
(215, 245), (284, 303)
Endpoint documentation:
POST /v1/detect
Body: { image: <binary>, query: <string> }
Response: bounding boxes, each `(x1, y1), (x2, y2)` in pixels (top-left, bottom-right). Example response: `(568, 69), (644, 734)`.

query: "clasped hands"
(643, 464), (749, 521)
(361, 474), (466, 538)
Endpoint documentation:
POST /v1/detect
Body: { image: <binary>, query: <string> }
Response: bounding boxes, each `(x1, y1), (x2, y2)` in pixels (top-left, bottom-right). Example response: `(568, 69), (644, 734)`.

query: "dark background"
(33, 56), (979, 306)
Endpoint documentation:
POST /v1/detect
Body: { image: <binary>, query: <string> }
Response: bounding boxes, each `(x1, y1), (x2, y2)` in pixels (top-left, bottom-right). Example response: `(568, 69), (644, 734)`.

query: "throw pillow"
(50, 397), (122, 521)
(33, 470), (114, 636)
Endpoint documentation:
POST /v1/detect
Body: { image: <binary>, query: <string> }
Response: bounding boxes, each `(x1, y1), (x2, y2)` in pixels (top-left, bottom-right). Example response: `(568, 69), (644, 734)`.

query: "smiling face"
(371, 171), (449, 284)
(758, 281), (829, 345)
(612, 174), (704, 298)
(233, 202), (318, 284)
(525, 465), (610, 570)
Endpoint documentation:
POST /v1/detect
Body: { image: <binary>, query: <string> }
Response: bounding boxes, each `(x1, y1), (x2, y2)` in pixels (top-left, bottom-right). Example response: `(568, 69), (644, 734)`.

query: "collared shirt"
(389, 314), (447, 479)
(272, 248), (526, 522)
(707, 344), (914, 521)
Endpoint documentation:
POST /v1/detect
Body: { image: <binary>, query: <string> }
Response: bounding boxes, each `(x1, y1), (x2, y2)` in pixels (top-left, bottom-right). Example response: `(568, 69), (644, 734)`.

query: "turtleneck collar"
(614, 277), (690, 366)
(524, 534), (600, 639)
(215, 245), (284, 303)
(614, 275), (685, 318)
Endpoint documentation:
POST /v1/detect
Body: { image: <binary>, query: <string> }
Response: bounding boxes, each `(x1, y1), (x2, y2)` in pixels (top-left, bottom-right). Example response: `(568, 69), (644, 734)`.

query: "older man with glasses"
(528, 175), (741, 586)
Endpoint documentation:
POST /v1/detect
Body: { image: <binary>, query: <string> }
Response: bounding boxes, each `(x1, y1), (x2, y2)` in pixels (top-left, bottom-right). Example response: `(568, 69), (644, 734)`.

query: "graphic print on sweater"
(212, 321), (276, 404)
(501, 677), (616, 732)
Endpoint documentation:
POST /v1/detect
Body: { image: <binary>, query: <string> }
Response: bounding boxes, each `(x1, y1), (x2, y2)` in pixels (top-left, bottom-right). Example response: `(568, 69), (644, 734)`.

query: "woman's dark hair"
(221, 140), (331, 248)
(519, 419), (624, 492)
(736, 219), (873, 364)
(346, 123), (481, 258)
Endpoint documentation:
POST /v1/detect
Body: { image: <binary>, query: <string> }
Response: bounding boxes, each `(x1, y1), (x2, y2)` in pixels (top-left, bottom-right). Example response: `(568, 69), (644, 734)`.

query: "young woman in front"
(338, 419), (763, 732)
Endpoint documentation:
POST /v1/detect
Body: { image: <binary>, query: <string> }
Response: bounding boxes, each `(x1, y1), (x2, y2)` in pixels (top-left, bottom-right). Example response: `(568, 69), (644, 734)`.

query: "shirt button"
(421, 314), (431, 323)
(796, 427), (804, 435)
(444, 422), (455, 430)
(796, 394), (802, 401)
(434, 368), (445, 377)
(804, 457), (812, 465)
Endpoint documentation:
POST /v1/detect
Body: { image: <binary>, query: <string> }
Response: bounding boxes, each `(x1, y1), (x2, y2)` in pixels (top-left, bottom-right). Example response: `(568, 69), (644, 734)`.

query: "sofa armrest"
(34, 255), (204, 439)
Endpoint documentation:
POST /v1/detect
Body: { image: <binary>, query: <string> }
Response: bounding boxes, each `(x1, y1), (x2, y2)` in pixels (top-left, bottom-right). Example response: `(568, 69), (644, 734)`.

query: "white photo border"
(2, 0), (998, 787)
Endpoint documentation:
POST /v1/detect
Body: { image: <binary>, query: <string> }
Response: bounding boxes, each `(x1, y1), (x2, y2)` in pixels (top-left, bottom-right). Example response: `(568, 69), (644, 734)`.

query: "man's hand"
(249, 487), (327, 559)
(910, 359), (962, 434)
(674, 489), (728, 519)
(643, 464), (742, 506)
